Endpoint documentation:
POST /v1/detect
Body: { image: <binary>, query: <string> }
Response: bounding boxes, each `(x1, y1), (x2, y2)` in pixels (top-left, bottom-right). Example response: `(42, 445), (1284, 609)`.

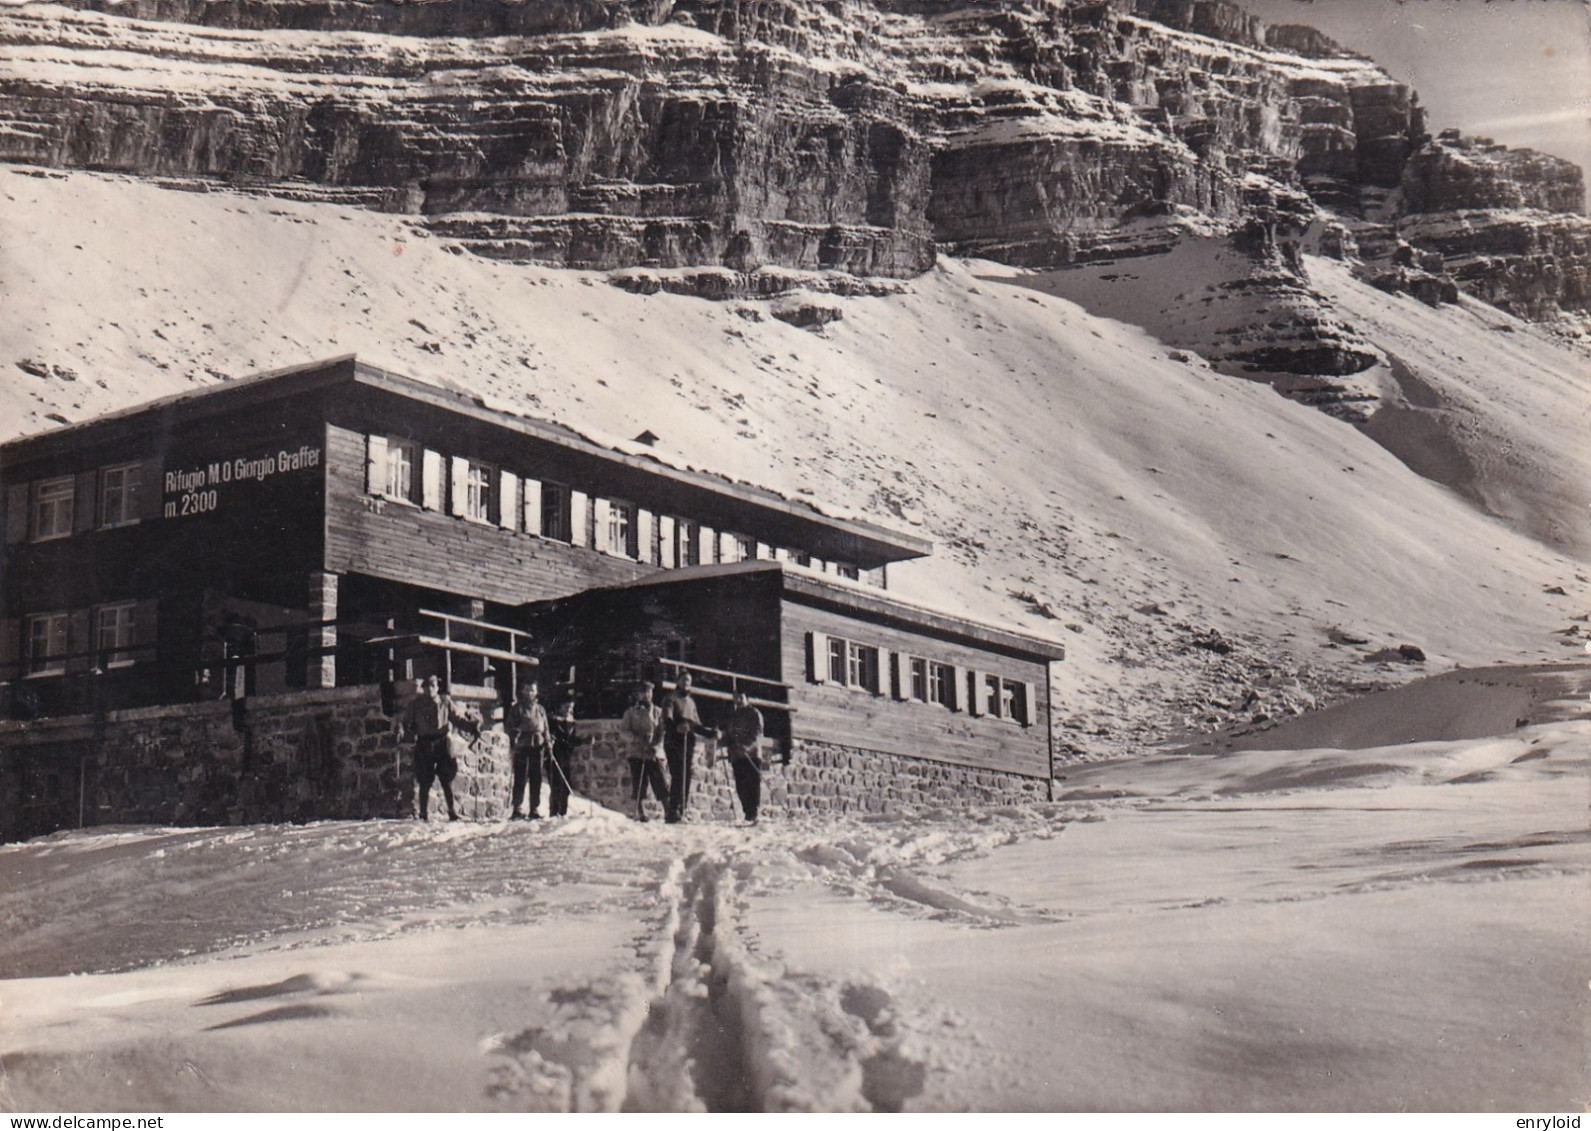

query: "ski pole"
(546, 743), (591, 817)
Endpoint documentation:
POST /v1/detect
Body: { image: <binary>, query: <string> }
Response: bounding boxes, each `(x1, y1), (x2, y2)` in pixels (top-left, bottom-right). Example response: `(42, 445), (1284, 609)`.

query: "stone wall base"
(0, 686), (513, 842)
(570, 723), (1049, 823)
(1, 701), (1048, 842)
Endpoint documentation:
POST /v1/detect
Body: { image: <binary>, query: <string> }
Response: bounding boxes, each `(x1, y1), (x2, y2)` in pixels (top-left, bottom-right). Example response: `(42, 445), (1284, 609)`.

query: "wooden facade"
(1, 354), (1062, 783)
(518, 562), (1062, 778)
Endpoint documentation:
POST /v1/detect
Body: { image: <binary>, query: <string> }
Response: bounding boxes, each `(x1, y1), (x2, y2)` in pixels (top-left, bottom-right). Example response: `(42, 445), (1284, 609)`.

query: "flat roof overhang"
(560, 560), (1067, 663)
(346, 363), (932, 571)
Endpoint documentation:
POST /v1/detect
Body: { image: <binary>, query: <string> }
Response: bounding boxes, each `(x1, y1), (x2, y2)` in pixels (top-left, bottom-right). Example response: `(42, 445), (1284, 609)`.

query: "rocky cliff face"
(0, 0), (1584, 327)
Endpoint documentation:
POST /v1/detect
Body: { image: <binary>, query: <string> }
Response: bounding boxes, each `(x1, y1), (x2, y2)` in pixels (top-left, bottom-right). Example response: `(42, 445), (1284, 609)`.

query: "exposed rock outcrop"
(0, 0), (1583, 328)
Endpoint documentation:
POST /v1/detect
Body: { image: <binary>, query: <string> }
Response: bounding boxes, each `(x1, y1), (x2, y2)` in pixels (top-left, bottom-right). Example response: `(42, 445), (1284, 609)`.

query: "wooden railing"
(658, 657), (792, 714)
(365, 608), (538, 698)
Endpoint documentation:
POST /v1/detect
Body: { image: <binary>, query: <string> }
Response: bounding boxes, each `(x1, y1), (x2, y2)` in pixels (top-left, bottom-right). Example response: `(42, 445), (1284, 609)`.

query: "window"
(825, 636), (880, 693)
(541, 483), (572, 542)
(33, 478), (73, 541)
(464, 461), (494, 523)
(847, 642), (880, 693)
(728, 534), (755, 563)
(26, 612), (68, 676)
(909, 656), (929, 702)
(787, 550), (812, 567)
(928, 662), (957, 710)
(985, 673), (1004, 717)
(385, 442), (417, 502)
(827, 637), (848, 685)
(606, 500), (637, 557)
(679, 521), (700, 567)
(832, 561), (860, 581)
(100, 464), (141, 528)
(1005, 680), (1030, 726)
(96, 603), (137, 667)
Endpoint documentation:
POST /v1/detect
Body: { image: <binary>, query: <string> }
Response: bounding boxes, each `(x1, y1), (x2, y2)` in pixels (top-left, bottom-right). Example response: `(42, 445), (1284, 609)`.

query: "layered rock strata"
(0, 0), (1584, 325)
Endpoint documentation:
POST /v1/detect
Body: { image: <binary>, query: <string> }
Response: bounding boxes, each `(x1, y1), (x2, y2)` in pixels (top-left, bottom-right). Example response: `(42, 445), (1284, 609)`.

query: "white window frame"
(1004, 679), (1030, 726)
(909, 656), (929, 703)
(33, 477), (74, 541)
(96, 602), (137, 668)
(26, 612), (69, 677)
(385, 441), (418, 503)
(464, 461), (494, 524)
(928, 662), (957, 710)
(99, 463), (141, 529)
(606, 499), (637, 558)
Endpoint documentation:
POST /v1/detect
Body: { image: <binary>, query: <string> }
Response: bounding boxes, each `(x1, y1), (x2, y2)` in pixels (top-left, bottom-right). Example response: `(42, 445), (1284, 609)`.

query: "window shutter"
(659, 516), (676, 567)
(570, 490), (589, 547)
(498, 471), (518, 530)
(716, 530), (732, 562)
(366, 435), (387, 495)
(884, 651), (901, 699)
(593, 497), (611, 553)
(449, 457), (468, 516)
(421, 450), (443, 510)
(698, 525), (715, 564)
(4, 483), (28, 544)
(136, 459), (163, 521)
(73, 470), (97, 532)
(522, 478), (542, 535)
(637, 509), (655, 563)
(967, 670), (986, 716)
(0, 618), (19, 679)
(1022, 681), (1038, 727)
(808, 632), (829, 684)
(66, 610), (92, 674)
(947, 665), (963, 711)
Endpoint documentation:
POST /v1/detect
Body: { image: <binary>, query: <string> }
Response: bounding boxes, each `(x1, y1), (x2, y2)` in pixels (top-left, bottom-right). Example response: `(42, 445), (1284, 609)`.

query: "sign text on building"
(162, 445), (322, 518)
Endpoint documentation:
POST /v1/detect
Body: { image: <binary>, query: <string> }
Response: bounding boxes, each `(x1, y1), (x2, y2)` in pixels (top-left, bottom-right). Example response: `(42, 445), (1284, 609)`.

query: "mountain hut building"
(0, 356), (1063, 839)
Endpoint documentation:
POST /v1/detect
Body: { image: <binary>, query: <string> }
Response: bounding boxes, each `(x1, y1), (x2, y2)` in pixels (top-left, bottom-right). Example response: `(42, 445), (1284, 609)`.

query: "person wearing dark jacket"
(662, 672), (706, 823)
(722, 690), (765, 825)
(547, 693), (579, 817)
(399, 675), (478, 821)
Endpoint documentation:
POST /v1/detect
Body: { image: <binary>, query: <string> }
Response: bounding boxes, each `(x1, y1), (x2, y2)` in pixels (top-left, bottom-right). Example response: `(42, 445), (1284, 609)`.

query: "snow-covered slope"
(2, 666), (1586, 1110)
(3, 168), (1588, 755)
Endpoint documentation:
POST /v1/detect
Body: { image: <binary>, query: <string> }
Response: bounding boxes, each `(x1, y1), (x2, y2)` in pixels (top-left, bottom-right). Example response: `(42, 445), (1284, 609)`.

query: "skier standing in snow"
(505, 680), (550, 819)
(399, 674), (478, 822)
(721, 688), (765, 825)
(663, 671), (706, 823)
(546, 691), (580, 818)
(621, 682), (669, 821)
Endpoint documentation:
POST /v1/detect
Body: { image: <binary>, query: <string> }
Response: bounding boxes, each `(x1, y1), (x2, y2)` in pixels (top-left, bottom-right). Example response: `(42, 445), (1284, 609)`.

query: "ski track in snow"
(2, 716), (1586, 1111)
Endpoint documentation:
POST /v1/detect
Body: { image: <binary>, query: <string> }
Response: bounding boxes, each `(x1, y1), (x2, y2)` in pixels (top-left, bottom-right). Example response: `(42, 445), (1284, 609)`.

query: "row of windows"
(367, 434), (868, 580)
(6, 462), (146, 544)
(808, 632), (1036, 726)
(22, 603), (142, 677)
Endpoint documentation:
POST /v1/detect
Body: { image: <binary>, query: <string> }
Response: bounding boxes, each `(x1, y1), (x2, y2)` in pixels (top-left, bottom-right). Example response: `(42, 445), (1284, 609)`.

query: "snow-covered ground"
(2, 166), (1589, 1111)
(2, 662), (1586, 1112)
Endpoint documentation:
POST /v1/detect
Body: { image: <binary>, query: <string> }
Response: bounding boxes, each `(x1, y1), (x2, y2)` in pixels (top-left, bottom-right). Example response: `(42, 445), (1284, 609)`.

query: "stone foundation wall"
(569, 722), (1050, 823)
(0, 686), (514, 842)
(0, 700), (1048, 842)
